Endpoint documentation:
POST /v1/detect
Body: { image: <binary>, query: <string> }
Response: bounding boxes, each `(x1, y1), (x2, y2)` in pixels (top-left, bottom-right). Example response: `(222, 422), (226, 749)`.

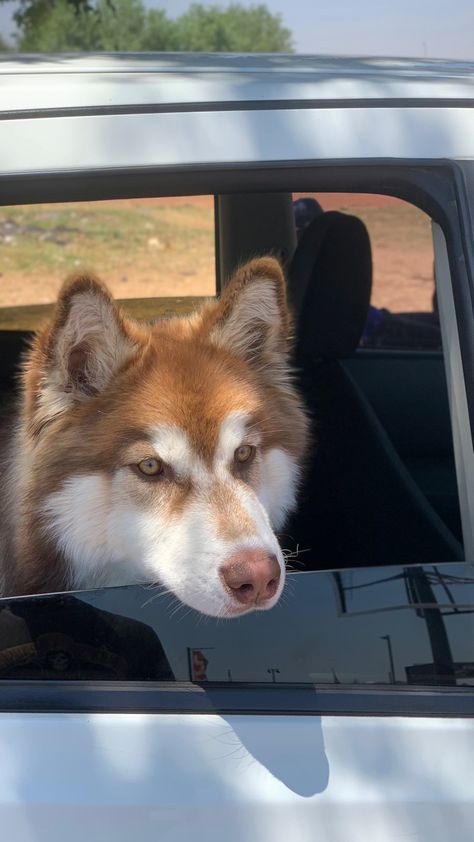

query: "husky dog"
(0, 258), (308, 617)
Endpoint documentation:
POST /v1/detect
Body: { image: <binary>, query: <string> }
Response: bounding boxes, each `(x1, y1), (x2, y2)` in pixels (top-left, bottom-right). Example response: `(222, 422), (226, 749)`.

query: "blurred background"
(0, 0), (473, 57)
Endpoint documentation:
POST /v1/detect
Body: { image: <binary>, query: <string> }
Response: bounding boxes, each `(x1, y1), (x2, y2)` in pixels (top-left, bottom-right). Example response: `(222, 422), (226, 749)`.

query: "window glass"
(0, 185), (467, 680)
(293, 192), (439, 350)
(0, 565), (473, 686)
(289, 191), (463, 561)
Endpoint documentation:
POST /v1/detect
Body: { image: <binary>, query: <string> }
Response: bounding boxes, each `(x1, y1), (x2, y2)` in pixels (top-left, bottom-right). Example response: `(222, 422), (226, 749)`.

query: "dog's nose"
(220, 550), (281, 606)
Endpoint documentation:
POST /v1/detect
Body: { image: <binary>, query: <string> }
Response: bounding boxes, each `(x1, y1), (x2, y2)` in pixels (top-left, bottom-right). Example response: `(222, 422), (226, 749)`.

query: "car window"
(289, 190), (463, 562)
(293, 192), (440, 351)
(0, 565), (473, 686)
(0, 179), (471, 700)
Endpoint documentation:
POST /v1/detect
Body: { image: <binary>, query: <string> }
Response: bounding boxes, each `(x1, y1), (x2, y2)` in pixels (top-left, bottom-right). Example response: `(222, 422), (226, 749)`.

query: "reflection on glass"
(0, 563), (473, 687)
(0, 595), (173, 680)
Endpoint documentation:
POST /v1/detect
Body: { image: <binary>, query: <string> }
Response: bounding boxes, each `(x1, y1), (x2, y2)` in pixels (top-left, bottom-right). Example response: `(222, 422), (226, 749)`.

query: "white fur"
(215, 411), (261, 464)
(151, 425), (195, 478)
(138, 490), (284, 618)
(215, 413), (299, 531)
(42, 474), (147, 589)
(257, 448), (300, 532)
(41, 412), (295, 617)
(43, 468), (284, 617)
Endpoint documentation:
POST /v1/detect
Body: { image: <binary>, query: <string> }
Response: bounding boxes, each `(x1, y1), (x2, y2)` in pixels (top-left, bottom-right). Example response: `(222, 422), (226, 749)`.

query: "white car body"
(0, 54), (473, 841)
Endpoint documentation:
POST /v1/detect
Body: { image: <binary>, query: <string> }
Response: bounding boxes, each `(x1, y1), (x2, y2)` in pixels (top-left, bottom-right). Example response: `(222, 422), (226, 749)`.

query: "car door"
(0, 561), (474, 842)
(1, 187), (474, 840)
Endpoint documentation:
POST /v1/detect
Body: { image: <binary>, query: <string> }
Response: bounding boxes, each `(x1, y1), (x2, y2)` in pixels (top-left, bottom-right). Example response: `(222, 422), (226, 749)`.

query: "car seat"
(286, 211), (463, 568)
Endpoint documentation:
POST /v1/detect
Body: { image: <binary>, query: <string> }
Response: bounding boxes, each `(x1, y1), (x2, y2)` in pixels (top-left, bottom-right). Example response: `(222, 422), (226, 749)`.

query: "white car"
(0, 53), (473, 841)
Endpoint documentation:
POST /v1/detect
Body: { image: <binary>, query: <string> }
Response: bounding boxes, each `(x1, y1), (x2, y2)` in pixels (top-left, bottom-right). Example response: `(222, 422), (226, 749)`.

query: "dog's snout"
(220, 550), (281, 606)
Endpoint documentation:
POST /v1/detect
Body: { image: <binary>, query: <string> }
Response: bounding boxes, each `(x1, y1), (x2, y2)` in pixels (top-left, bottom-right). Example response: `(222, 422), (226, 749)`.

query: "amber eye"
(137, 457), (163, 477)
(234, 444), (256, 464)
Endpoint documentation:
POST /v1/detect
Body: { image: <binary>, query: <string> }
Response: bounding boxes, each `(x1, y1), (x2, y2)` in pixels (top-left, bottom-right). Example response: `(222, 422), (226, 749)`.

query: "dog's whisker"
(282, 545), (311, 557)
(141, 586), (177, 608)
(169, 599), (190, 621)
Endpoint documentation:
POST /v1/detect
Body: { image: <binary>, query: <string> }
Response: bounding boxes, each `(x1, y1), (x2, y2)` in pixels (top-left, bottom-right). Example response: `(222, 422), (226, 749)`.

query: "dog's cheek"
(42, 473), (137, 588)
(256, 448), (300, 531)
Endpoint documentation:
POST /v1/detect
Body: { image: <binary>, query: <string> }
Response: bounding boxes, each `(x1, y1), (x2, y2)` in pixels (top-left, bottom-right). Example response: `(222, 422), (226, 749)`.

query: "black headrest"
(289, 211), (372, 360)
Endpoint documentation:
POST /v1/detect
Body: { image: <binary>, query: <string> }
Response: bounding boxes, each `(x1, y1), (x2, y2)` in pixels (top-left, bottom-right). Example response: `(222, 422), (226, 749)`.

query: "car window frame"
(1, 160), (473, 717)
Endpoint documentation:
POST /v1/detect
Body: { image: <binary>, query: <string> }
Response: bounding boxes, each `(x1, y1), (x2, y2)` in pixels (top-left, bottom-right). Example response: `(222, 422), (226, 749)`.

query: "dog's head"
(19, 257), (308, 617)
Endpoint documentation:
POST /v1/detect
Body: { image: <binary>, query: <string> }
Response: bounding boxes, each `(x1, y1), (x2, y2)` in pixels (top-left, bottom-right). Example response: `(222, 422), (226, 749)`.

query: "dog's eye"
(234, 445), (256, 464)
(137, 457), (163, 477)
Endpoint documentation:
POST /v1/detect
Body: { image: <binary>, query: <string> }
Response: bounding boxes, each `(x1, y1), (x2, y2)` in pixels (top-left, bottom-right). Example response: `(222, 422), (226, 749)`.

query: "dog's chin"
(171, 595), (250, 619)
(141, 571), (284, 619)
(176, 590), (283, 620)
(184, 602), (276, 620)
(221, 603), (256, 618)
(222, 602), (275, 618)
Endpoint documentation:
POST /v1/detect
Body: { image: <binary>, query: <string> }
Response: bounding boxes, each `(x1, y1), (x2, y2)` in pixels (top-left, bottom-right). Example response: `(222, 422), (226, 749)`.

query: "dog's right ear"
(23, 275), (143, 432)
(206, 257), (291, 368)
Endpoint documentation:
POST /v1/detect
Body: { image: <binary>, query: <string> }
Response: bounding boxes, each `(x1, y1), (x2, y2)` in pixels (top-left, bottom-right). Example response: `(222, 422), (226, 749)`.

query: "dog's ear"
(207, 257), (291, 367)
(23, 275), (143, 430)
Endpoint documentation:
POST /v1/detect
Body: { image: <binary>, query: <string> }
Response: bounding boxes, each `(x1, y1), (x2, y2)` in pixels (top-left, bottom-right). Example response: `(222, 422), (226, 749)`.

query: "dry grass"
(0, 197), (215, 308)
(0, 194), (434, 321)
(300, 193), (434, 312)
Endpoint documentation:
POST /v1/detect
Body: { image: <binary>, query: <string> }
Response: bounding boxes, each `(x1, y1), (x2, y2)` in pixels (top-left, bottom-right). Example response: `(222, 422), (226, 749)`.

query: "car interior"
(0, 188), (464, 593)
(286, 205), (462, 568)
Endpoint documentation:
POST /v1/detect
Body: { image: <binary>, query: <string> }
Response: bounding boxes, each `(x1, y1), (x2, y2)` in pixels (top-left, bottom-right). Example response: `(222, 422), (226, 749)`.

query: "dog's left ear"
(207, 257), (291, 366)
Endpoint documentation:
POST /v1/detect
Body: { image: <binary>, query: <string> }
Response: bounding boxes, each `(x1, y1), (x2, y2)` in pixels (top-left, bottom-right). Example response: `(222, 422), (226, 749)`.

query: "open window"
(0, 167), (473, 702)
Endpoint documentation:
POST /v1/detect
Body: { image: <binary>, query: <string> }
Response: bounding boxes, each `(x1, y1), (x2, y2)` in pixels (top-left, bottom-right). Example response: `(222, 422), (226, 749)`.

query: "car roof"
(1, 53), (474, 114)
(2, 54), (474, 176)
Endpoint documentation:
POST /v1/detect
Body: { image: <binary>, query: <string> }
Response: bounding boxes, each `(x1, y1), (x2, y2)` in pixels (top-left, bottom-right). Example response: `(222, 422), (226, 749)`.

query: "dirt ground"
(0, 193), (434, 316)
(295, 193), (434, 312)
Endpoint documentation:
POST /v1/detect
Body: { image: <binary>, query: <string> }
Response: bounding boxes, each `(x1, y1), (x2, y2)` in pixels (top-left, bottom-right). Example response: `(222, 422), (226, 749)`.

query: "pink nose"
(220, 550), (281, 606)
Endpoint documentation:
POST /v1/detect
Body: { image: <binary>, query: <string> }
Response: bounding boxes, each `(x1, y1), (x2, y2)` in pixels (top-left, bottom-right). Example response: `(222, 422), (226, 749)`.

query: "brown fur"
(0, 257), (308, 597)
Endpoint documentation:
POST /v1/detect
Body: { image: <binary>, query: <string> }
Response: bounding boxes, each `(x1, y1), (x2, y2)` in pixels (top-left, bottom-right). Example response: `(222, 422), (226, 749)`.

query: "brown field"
(0, 193), (434, 326)
(296, 193), (434, 312)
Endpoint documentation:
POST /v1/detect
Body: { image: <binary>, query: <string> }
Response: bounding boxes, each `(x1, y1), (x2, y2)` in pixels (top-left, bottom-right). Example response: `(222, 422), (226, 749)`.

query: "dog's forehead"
(117, 336), (263, 456)
(150, 411), (257, 471)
